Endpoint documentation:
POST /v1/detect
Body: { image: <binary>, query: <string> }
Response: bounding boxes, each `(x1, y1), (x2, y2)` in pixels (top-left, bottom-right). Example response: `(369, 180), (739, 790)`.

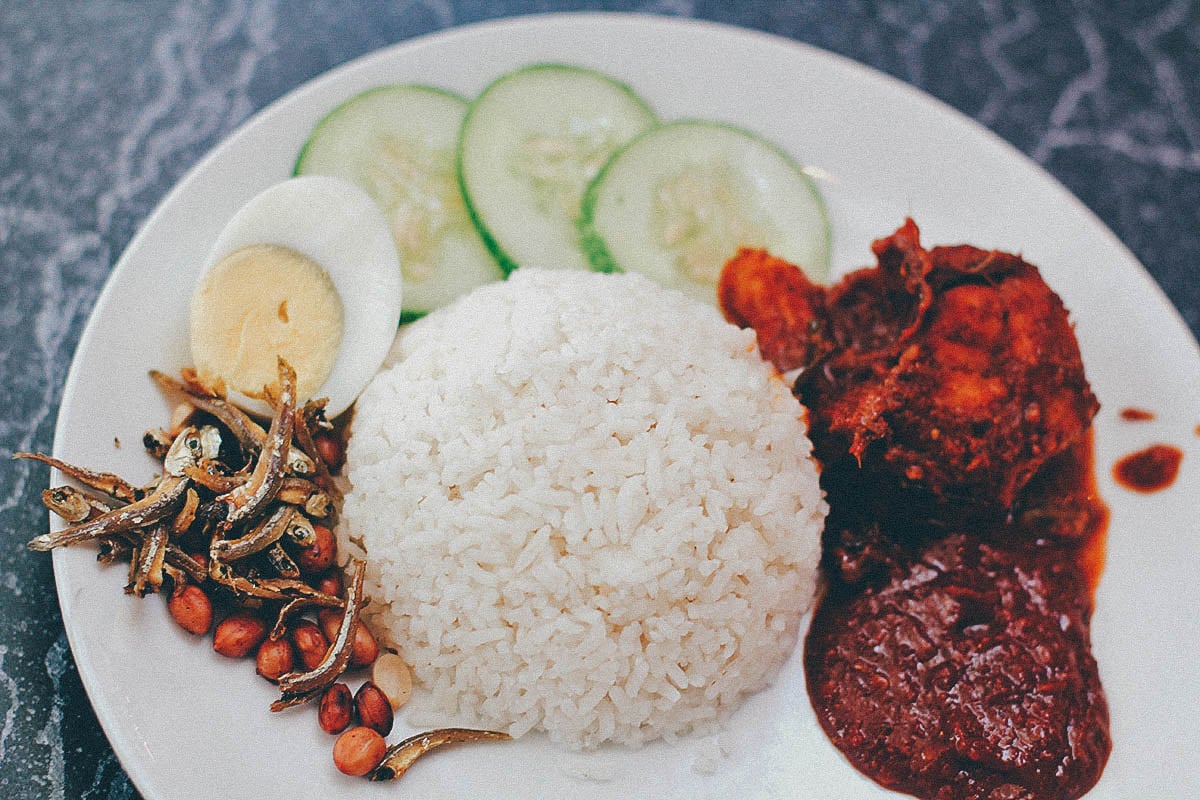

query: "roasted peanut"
(350, 622), (380, 668)
(255, 637), (294, 682)
(354, 681), (394, 736)
(290, 618), (330, 671)
(317, 607), (341, 644)
(296, 524), (336, 573)
(167, 584), (213, 636)
(318, 683), (353, 734)
(212, 611), (268, 658)
(333, 726), (386, 777)
(371, 653), (413, 711)
(314, 569), (343, 599)
(313, 431), (344, 474)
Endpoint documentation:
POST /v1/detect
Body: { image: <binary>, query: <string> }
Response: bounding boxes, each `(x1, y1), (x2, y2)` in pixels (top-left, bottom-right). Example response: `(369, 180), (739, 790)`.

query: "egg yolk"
(190, 244), (344, 402)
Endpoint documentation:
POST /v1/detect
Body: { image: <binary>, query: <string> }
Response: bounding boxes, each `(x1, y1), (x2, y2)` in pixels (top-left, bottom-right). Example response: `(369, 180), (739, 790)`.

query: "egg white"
(192, 175), (403, 418)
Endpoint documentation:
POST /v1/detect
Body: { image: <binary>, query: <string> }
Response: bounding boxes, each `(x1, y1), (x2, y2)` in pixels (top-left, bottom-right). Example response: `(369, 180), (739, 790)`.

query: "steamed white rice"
(340, 268), (826, 749)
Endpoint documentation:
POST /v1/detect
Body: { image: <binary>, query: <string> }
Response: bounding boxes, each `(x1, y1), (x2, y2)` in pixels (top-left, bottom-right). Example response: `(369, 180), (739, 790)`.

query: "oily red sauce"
(1118, 406), (1155, 421)
(1113, 444), (1183, 493)
(1024, 431), (1109, 593)
(805, 439), (1110, 800)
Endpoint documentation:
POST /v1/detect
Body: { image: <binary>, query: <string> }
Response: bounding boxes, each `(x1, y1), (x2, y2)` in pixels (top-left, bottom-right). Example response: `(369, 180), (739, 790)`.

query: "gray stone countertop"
(1, 2), (1197, 798)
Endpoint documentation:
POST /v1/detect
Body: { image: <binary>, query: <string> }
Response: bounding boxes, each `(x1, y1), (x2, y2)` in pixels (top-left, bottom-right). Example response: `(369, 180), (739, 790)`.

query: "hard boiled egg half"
(190, 175), (402, 418)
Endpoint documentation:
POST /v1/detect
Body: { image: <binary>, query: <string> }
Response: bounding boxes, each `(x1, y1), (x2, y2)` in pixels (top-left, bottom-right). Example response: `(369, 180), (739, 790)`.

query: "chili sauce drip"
(1114, 444), (1183, 493)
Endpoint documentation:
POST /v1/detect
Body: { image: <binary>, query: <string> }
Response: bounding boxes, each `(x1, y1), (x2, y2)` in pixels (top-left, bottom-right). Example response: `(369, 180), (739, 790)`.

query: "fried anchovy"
(269, 596), (319, 641)
(275, 477), (323, 505)
(215, 359), (296, 530)
(293, 399), (342, 503)
(183, 464), (246, 493)
(368, 728), (513, 782)
(164, 548), (208, 584)
(274, 478), (331, 520)
(275, 559), (364, 699)
(171, 488), (200, 535)
(46, 486), (114, 518)
(151, 369), (316, 478)
(303, 492), (332, 520)
(98, 536), (133, 564)
(142, 429), (173, 460)
(150, 369), (266, 453)
(44, 487), (132, 564)
(265, 543), (300, 579)
(42, 486), (103, 523)
(161, 562), (188, 589)
(17, 452), (145, 503)
(209, 559), (341, 608)
(126, 523), (169, 596)
(286, 450), (316, 479)
(126, 544), (141, 588)
(268, 685), (324, 712)
(40, 486), (206, 581)
(211, 504), (297, 562)
(283, 511), (316, 547)
(27, 474), (189, 551)
(163, 426), (221, 478)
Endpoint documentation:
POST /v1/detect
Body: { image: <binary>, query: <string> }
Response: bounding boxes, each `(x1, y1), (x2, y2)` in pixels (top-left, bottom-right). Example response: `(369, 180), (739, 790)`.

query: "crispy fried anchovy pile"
(20, 357), (509, 782)
(21, 359), (357, 700)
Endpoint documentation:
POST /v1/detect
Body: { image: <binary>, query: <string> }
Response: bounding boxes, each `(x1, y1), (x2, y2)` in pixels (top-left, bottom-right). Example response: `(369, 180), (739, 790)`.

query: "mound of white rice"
(341, 269), (826, 749)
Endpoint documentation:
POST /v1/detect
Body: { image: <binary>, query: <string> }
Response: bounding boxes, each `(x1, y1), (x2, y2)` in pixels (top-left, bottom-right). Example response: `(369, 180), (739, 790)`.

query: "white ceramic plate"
(51, 14), (1200, 799)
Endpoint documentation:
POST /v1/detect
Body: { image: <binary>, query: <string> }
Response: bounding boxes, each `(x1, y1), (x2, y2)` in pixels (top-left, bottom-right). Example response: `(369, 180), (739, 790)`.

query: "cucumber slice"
(295, 84), (503, 316)
(458, 64), (657, 274)
(579, 120), (830, 303)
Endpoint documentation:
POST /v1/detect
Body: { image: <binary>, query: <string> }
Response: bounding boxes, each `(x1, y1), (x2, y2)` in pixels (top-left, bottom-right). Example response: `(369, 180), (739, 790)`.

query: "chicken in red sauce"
(720, 218), (1098, 509)
(720, 220), (1111, 800)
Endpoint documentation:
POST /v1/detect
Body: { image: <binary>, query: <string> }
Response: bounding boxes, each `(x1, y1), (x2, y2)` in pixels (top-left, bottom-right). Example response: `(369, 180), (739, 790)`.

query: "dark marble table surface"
(1, 2), (1197, 797)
